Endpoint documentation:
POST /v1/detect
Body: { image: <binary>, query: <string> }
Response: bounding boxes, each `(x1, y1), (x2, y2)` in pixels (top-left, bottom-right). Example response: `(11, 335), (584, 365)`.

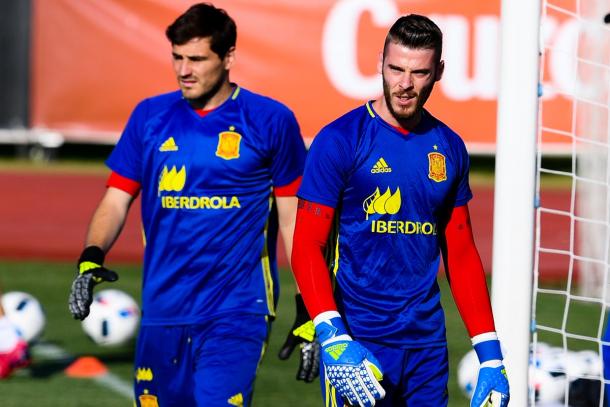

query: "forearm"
(447, 245), (495, 337)
(443, 205), (495, 337)
(84, 187), (134, 253)
(291, 200), (337, 318)
(276, 196), (298, 266)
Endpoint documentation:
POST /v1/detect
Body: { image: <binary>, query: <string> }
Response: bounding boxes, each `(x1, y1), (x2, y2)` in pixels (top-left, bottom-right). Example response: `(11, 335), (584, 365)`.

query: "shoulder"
(312, 104), (372, 149)
(234, 86), (296, 121)
(423, 110), (468, 151)
(132, 90), (184, 118)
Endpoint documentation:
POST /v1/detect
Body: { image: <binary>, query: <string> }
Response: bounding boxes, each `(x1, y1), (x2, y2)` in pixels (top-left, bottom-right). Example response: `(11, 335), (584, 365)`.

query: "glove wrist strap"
(472, 333), (503, 363)
(78, 246), (105, 274)
(314, 312), (351, 346)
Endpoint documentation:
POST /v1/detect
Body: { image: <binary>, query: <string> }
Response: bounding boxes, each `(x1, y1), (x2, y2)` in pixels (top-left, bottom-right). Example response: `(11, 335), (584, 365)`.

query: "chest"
(344, 132), (459, 218)
(142, 108), (269, 192)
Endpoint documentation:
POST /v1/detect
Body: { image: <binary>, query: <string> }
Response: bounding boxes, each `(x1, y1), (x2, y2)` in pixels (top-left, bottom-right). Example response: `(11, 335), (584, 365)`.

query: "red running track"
(0, 169), (569, 276)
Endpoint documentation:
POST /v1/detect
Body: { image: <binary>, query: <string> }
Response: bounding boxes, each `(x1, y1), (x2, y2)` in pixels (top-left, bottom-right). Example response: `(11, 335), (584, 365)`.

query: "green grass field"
(0, 260), (597, 406)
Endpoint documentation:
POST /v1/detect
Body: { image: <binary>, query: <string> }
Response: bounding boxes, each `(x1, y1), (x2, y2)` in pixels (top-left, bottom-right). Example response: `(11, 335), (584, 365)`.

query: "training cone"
(65, 356), (108, 378)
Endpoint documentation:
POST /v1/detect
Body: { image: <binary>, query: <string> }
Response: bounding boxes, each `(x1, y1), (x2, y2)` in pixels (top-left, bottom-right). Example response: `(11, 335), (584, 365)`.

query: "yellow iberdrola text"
(161, 195), (241, 209)
(371, 220), (437, 235)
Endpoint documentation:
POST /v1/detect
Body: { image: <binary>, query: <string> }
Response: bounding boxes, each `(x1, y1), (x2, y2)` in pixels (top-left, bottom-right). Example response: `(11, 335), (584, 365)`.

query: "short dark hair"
(383, 14), (443, 62)
(165, 3), (236, 58)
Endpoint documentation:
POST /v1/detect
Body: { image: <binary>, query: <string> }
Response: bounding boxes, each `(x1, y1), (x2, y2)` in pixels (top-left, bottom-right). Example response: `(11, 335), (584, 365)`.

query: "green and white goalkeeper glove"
(68, 246), (118, 320)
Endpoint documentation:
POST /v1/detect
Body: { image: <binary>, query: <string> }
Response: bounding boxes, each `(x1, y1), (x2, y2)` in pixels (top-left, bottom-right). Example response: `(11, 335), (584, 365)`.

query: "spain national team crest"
(138, 392), (159, 407)
(216, 127), (241, 160)
(428, 152), (447, 182)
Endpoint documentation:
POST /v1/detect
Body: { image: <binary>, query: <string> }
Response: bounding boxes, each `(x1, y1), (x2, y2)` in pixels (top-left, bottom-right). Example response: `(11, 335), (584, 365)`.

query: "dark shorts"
(134, 314), (270, 407)
(321, 339), (449, 407)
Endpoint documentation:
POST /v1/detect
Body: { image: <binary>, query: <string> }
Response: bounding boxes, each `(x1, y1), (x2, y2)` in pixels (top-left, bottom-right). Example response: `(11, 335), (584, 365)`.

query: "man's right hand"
(68, 246), (118, 320)
(315, 311), (385, 407)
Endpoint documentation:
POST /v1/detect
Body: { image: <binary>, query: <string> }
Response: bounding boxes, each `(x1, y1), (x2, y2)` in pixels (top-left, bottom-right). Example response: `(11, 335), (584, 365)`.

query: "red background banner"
(32, 0), (575, 151)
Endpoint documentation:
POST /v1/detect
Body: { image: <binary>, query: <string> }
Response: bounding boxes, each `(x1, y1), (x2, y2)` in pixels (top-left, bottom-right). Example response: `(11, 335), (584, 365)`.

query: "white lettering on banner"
(322, 2), (589, 103)
(322, 0), (398, 99)
(435, 15), (498, 101)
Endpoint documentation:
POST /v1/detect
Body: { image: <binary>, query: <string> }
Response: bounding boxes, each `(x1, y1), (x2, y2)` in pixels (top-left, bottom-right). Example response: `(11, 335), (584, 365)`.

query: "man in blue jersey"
(291, 14), (510, 407)
(67, 3), (311, 406)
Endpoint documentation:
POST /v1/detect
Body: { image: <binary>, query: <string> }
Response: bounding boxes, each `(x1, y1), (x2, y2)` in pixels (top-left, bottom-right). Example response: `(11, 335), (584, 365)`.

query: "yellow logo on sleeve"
(158, 165), (186, 194)
(216, 126), (241, 160)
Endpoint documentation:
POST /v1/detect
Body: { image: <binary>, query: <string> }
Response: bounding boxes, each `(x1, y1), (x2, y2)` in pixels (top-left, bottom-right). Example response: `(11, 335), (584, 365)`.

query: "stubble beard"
(182, 70), (227, 109)
(382, 76), (419, 124)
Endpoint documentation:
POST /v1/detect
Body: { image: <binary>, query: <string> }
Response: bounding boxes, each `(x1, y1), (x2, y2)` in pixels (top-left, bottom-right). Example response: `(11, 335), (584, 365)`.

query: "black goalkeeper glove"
(278, 293), (320, 382)
(68, 246), (118, 320)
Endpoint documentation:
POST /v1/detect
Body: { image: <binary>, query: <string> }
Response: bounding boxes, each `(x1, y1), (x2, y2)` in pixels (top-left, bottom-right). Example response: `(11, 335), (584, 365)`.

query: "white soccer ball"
(530, 364), (566, 403)
(1, 291), (46, 343)
(457, 349), (480, 398)
(81, 289), (140, 346)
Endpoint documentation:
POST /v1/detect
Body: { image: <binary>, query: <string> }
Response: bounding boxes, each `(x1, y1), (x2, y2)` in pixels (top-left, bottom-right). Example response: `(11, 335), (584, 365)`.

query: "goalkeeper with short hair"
(67, 3), (311, 405)
(291, 14), (509, 407)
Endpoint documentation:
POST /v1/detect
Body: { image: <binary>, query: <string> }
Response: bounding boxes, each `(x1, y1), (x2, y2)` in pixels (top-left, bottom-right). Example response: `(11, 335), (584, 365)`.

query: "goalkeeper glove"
(68, 246), (118, 320)
(278, 294), (320, 382)
(470, 333), (509, 407)
(315, 311), (385, 407)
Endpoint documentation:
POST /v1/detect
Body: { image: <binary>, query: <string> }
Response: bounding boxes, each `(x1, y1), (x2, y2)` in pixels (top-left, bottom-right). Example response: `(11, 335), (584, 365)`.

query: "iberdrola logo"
(363, 187), (401, 220)
(158, 165), (186, 195)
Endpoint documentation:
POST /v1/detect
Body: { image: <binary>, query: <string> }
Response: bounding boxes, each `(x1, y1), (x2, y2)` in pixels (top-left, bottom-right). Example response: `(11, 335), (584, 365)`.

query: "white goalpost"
(492, 0), (540, 405)
(494, 0), (610, 405)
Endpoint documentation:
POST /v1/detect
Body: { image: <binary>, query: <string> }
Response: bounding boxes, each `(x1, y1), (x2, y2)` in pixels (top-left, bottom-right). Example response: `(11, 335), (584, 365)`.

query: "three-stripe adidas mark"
(159, 137), (178, 152)
(371, 157), (392, 173)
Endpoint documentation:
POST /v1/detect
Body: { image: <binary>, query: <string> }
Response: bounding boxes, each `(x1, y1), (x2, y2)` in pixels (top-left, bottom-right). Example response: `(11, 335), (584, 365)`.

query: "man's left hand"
(278, 294), (320, 382)
(471, 364), (509, 407)
(470, 334), (509, 407)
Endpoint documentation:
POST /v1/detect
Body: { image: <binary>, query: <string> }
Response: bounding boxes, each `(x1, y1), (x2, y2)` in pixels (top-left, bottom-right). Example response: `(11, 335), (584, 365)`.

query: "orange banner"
(32, 0), (579, 152)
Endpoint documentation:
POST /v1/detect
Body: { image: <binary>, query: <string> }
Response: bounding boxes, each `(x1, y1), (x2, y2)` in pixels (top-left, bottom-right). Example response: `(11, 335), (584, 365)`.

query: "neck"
(372, 99), (422, 131)
(187, 78), (233, 110)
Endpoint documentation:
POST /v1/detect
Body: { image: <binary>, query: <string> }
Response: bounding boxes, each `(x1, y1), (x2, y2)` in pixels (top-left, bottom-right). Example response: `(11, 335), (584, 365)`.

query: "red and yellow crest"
(428, 152), (447, 182)
(216, 129), (241, 160)
(138, 393), (159, 407)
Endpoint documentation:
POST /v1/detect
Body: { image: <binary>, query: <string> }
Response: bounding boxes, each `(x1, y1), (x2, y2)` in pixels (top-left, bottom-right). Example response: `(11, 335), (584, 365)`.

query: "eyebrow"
(172, 52), (207, 61)
(387, 63), (431, 75)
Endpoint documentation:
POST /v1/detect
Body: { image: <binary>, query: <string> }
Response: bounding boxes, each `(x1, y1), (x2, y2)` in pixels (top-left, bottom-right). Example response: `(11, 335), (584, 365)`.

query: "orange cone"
(65, 356), (108, 378)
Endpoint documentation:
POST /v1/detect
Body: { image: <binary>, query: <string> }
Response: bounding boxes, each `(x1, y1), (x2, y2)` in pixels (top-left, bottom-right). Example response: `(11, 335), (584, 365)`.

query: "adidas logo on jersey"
(371, 157), (392, 173)
(227, 393), (244, 406)
(159, 137), (178, 152)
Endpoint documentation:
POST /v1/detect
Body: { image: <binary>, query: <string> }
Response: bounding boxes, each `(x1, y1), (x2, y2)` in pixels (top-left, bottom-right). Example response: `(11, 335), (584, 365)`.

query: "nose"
(177, 60), (191, 78)
(398, 74), (413, 90)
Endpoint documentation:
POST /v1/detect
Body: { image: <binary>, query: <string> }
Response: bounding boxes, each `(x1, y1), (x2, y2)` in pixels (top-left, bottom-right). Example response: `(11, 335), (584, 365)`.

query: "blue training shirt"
(299, 102), (472, 348)
(106, 86), (306, 326)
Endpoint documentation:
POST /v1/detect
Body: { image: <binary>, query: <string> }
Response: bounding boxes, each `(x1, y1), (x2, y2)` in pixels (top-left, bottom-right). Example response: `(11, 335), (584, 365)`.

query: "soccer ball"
(1, 291), (46, 343)
(457, 349), (479, 398)
(530, 343), (567, 403)
(81, 289), (140, 346)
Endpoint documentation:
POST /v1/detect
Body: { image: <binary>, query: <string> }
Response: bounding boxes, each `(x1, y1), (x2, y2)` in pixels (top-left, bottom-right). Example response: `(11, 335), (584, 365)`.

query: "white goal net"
(532, 0), (610, 405)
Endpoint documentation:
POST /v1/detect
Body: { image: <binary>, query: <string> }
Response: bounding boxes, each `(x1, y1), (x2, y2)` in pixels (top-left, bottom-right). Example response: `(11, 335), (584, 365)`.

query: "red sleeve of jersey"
(443, 204), (496, 337)
(274, 176), (302, 197)
(291, 199), (338, 318)
(106, 171), (141, 197)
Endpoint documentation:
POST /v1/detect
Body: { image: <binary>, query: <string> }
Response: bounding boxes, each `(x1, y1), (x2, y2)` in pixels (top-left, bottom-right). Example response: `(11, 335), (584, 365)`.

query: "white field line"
(31, 341), (133, 399)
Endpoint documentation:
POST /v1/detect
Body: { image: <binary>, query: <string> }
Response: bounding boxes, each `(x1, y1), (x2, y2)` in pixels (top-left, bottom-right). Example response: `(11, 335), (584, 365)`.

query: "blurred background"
(0, 0), (605, 406)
